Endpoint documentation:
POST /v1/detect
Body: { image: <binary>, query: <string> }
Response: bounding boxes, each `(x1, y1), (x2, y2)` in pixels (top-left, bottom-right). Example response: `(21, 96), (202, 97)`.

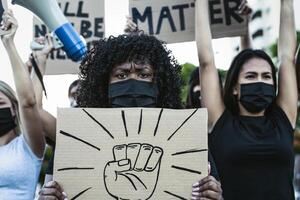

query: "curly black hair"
(77, 34), (182, 109)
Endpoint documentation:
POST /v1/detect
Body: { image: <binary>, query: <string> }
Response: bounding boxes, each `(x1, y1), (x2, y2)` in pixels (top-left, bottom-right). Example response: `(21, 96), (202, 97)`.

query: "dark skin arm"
(192, 175), (223, 200)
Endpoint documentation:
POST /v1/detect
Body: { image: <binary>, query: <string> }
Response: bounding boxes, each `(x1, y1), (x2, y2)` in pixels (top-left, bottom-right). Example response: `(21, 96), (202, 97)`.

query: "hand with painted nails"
(104, 143), (163, 200)
(38, 181), (68, 200)
(191, 176), (223, 200)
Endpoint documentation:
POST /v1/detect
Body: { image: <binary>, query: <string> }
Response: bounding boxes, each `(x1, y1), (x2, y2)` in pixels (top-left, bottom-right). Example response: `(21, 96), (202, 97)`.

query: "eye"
(245, 75), (255, 79)
(263, 75), (272, 79)
(116, 73), (127, 79)
(139, 72), (152, 79)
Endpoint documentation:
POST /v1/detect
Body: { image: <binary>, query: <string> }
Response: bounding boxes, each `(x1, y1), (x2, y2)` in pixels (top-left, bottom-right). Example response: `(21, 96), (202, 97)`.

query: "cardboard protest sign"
(33, 0), (105, 74)
(54, 108), (208, 199)
(129, 0), (248, 43)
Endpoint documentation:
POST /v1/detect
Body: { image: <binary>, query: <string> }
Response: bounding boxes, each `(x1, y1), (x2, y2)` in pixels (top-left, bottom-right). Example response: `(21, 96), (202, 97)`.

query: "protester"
(195, 0), (297, 199)
(38, 32), (222, 200)
(0, 10), (45, 199)
(186, 0), (252, 109)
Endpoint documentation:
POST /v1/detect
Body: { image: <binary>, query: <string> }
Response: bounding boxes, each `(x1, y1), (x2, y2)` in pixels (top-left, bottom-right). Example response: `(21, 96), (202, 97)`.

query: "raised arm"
(276, 0), (297, 127)
(1, 10), (45, 157)
(195, 0), (224, 127)
(28, 35), (57, 142)
(238, 0), (252, 50)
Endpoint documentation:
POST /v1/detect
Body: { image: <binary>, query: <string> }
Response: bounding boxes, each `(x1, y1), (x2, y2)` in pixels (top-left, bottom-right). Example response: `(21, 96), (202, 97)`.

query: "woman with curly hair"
(77, 34), (182, 109)
(38, 32), (222, 199)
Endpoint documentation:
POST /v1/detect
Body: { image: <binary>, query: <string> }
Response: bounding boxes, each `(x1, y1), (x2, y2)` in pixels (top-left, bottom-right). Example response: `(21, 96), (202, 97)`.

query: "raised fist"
(104, 143), (163, 200)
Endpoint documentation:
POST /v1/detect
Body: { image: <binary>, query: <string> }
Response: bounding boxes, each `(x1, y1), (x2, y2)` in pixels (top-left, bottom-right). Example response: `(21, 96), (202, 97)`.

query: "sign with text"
(129, 0), (248, 43)
(33, 0), (105, 74)
(54, 108), (208, 199)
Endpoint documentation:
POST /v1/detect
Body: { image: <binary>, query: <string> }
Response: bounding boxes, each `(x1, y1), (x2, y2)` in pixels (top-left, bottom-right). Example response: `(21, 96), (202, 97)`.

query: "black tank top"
(209, 105), (294, 200)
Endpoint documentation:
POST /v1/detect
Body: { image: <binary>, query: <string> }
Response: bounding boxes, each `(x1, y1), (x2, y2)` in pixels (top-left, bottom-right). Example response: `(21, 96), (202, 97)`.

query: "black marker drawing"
(153, 108), (163, 136)
(60, 130), (100, 151)
(122, 110), (129, 137)
(164, 190), (188, 200)
(82, 109), (115, 139)
(171, 165), (202, 175)
(138, 109), (143, 134)
(171, 148), (208, 156)
(57, 108), (207, 199)
(167, 109), (198, 141)
(57, 167), (94, 171)
(104, 143), (163, 200)
(70, 187), (92, 200)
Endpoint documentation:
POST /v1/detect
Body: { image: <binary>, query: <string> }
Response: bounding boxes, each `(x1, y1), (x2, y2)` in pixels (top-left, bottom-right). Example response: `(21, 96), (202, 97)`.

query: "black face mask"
(108, 79), (158, 108)
(0, 108), (16, 137)
(239, 82), (275, 113)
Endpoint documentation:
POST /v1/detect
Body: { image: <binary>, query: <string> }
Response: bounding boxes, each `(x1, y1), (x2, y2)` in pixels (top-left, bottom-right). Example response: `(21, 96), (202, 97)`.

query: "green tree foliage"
(180, 63), (197, 103)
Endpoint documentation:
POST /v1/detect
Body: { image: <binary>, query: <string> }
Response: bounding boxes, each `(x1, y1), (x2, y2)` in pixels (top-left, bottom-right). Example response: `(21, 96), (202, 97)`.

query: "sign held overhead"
(130, 0), (248, 43)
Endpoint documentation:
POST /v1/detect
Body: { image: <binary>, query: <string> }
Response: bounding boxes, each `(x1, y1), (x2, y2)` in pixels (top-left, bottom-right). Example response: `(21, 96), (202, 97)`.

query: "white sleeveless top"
(0, 134), (42, 200)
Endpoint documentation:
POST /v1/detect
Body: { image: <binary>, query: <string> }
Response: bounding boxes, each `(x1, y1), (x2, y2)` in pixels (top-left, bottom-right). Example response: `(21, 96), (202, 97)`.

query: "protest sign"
(130, 0), (248, 43)
(54, 108), (208, 199)
(33, 0), (105, 74)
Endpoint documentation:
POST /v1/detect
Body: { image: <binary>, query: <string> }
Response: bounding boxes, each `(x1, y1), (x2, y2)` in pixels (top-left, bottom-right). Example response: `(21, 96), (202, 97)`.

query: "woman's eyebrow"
(262, 72), (272, 75)
(244, 71), (257, 75)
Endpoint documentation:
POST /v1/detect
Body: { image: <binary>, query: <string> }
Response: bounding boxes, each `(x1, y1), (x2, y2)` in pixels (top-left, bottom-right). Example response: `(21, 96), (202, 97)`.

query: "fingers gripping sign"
(104, 143), (163, 200)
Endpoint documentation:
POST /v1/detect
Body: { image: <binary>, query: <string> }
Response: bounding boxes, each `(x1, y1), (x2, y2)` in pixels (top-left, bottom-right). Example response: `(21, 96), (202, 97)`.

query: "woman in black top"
(195, 0), (297, 199)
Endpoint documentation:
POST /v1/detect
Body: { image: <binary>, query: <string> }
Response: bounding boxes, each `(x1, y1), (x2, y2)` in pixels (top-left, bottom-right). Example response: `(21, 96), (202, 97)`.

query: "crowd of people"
(0, 0), (299, 199)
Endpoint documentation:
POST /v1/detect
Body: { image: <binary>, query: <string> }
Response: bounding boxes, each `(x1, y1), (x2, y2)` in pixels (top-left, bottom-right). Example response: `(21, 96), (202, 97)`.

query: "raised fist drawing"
(104, 143), (163, 200)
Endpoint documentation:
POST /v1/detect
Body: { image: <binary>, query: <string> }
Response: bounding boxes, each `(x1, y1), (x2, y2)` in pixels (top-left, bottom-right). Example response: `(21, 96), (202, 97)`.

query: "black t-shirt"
(209, 105), (295, 200)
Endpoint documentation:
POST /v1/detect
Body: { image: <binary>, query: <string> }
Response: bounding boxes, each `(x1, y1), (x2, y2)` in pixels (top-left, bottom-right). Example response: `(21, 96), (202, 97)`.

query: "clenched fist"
(104, 143), (163, 200)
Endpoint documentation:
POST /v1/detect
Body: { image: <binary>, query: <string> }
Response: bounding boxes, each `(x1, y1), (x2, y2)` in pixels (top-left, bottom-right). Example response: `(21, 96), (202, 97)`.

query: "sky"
(0, 0), (299, 116)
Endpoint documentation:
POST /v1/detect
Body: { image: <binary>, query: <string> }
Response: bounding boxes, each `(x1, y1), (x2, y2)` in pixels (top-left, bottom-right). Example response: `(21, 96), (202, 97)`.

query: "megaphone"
(12, 0), (87, 62)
